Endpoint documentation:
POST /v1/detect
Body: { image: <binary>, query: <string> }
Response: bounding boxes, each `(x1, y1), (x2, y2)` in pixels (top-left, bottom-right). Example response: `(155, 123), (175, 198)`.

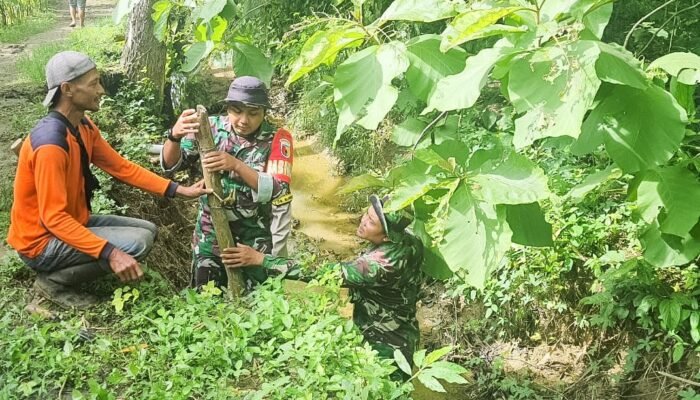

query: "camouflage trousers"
(355, 313), (419, 382)
(191, 215), (272, 290)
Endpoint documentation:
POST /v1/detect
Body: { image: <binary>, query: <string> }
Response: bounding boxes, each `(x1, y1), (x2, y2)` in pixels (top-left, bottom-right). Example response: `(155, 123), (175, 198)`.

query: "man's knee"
(120, 227), (156, 260)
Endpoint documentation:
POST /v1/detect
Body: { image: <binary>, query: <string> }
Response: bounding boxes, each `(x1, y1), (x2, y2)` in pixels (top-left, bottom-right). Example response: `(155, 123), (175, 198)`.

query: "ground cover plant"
(0, 254), (466, 399)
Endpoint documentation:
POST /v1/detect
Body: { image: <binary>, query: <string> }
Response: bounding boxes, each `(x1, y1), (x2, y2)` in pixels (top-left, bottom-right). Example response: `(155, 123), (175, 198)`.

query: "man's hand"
(108, 248), (144, 282)
(171, 109), (200, 140)
(202, 151), (239, 173)
(221, 244), (265, 267)
(175, 179), (212, 199)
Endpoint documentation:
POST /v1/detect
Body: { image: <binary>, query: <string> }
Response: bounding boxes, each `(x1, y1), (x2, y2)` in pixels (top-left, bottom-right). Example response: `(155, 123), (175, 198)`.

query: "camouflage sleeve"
(160, 132), (199, 175)
(340, 250), (392, 287)
(261, 255), (302, 280)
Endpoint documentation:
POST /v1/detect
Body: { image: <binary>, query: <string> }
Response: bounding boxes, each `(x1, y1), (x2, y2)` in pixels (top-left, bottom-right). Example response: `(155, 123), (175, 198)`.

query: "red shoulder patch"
(267, 128), (293, 183)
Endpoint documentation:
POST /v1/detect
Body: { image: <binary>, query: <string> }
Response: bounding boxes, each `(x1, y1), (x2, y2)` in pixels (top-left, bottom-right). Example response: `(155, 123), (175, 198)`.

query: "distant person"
(7, 51), (211, 309)
(68, 0), (86, 27)
(221, 194), (425, 380)
(161, 76), (294, 291)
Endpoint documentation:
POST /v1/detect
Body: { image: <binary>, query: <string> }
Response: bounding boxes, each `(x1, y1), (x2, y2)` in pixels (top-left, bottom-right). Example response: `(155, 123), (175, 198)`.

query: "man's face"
(227, 104), (264, 136)
(356, 206), (387, 245)
(65, 68), (105, 112)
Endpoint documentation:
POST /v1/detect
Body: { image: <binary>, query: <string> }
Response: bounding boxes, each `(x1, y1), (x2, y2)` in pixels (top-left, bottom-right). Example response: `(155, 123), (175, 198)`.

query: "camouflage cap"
(369, 194), (412, 242)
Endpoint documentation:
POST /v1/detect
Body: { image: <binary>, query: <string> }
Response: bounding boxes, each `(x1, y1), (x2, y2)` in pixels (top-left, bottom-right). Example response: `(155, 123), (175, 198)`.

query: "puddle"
(290, 137), (360, 258)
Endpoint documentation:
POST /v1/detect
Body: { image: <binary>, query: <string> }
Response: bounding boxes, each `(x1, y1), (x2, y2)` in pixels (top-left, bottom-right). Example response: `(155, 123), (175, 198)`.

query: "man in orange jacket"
(7, 51), (210, 309)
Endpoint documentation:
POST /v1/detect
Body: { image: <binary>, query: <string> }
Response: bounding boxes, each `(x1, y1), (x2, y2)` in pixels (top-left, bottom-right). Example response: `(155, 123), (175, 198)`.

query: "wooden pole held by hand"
(195, 105), (245, 297)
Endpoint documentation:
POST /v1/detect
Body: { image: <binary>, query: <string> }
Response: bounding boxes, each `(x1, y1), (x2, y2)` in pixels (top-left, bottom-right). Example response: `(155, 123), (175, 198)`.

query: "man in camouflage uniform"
(221, 194), (425, 379)
(160, 76), (293, 289)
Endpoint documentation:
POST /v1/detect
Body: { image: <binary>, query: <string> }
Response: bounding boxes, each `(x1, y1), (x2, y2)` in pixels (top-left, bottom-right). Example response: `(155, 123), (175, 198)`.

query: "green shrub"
(0, 272), (405, 399)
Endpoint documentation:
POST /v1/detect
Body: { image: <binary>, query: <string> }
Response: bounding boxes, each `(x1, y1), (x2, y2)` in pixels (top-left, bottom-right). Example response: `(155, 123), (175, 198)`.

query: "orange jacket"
(7, 115), (177, 260)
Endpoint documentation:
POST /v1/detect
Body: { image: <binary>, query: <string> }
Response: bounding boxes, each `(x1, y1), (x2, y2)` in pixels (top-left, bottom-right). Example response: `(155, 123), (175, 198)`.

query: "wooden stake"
(11, 138), (23, 157)
(195, 105), (245, 297)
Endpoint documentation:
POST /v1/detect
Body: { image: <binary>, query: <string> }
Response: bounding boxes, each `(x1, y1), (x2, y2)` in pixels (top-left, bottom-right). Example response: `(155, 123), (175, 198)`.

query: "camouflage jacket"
(162, 116), (290, 246)
(262, 234), (425, 360)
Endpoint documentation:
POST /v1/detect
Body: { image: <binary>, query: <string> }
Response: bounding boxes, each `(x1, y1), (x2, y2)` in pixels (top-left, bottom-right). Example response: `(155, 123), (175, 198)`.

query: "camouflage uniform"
(162, 116), (291, 289)
(262, 232), (425, 374)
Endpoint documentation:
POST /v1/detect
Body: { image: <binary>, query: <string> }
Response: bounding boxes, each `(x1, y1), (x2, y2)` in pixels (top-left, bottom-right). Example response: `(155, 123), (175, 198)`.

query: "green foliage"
(580, 260), (700, 364)
(603, 0), (700, 61)
(395, 346), (469, 393)
(15, 42), (67, 84)
(283, 0), (700, 288)
(93, 79), (165, 165)
(0, 270), (416, 399)
(0, 11), (53, 43)
(16, 20), (122, 85)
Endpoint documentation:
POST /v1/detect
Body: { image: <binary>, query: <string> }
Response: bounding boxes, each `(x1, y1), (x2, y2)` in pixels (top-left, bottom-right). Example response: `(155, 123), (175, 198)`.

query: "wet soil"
(289, 137), (360, 258)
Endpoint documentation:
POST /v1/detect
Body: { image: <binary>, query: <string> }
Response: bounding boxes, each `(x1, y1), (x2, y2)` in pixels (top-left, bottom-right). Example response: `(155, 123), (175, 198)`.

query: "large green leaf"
(470, 152), (549, 205)
(113, 0), (134, 24)
(231, 41), (273, 86)
(413, 198), (453, 279)
(152, 0), (173, 42)
(334, 42), (409, 142)
(337, 173), (386, 195)
(391, 115), (460, 148)
(566, 165), (622, 203)
(575, 84), (687, 173)
(194, 17), (227, 42)
(508, 42), (601, 149)
(505, 202), (553, 247)
(580, 1), (613, 39)
(437, 184), (511, 288)
(426, 44), (513, 113)
(670, 78), (696, 118)
(440, 7), (526, 52)
(286, 26), (366, 86)
(636, 166), (700, 237)
(383, 159), (444, 212)
(642, 222), (700, 268)
(192, 0), (227, 23)
(648, 52), (700, 85)
(404, 35), (467, 102)
(378, 0), (458, 23)
(392, 117), (427, 147)
(181, 41), (214, 73)
(659, 298), (682, 331)
(540, 0), (578, 21)
(594, 42), (648, 89)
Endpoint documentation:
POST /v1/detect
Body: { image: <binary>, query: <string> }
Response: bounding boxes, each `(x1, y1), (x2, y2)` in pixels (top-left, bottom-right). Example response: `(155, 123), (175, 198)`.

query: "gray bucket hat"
(369, 194), (412, 242)
(224, 76), (271, 108)
(43, 51), (97, 107)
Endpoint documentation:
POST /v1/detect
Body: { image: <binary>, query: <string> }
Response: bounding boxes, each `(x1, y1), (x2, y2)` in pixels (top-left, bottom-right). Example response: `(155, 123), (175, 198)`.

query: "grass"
(0, 11), (55, 44)
(15, 18), (123, 85)
(15, 41), (67, 84)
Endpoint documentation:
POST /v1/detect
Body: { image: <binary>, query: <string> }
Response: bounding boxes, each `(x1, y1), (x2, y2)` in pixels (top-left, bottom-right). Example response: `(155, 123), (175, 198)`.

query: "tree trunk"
(121, 0), (166, 108)
(195, 105), (245, 297)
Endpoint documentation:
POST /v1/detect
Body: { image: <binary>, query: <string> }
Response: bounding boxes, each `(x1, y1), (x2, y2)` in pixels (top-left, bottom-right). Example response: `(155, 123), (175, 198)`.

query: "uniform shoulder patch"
(272, 193), (293, 206)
